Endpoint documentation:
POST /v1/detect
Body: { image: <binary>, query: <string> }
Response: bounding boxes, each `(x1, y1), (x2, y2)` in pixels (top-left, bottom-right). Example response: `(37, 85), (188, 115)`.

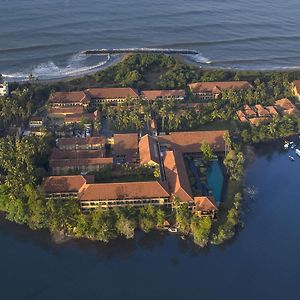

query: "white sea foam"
(2, 53), (113, 82)
(186, 53), (212, 64)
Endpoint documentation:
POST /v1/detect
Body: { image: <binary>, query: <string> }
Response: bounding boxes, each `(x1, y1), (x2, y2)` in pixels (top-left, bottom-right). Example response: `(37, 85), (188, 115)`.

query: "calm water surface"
(1, 0), (300, 80)
(0, 142), (300, 300)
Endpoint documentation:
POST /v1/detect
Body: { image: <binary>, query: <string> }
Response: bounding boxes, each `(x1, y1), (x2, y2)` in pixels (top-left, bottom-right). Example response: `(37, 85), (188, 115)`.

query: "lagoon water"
(1, 142), (300, 300)
(1, 0), (300, 80)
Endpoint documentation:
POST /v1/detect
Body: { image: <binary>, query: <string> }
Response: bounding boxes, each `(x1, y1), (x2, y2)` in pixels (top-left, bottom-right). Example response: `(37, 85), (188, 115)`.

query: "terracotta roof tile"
(188, 81), (252, 93)
(139, 134), (160, 165)
(49, 91), (90, 104)
(57, 137), (106, 148)
(86, 87), (139, 99)
(194, 196), (218, 212)
(78, 181), (169, 201)
(158, 130), (227, 153)
(42, 175), (90, 193)
(163, 150), (193, 202)
(141, 89), (185, 100)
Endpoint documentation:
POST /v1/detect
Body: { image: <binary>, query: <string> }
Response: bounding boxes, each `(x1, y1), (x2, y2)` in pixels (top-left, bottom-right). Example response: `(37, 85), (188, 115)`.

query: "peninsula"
(0, 53), (300, 247)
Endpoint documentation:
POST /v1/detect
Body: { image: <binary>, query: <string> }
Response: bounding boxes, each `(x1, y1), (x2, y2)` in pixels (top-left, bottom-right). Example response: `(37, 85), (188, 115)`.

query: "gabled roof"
(49, 157), (113, 168)
(158, 130), (227, 153)
(48, 107), (84, 116)
(139, 134), (160, 165)
(57, 137), (106, 148)
(254, 104), (270, 116)
(194, 196), (218, 212)
(188, 81), (252, 93)
(163, 150), (193, 202)
(49, 92), (90, 104)
(266, 106), (279, 117)
(275, 98), (296, 111)
(78, 181), (169, 201)
(113, 133), (139, 163)
(236, 110), (248, 122)
(141, 89), (185, 100)
(50, 148), (104, 160)
(293, 80), (300, 94)
(42, 175), (91, 193)
(85, 87), (139, 99)
(248, 117), (272, 126)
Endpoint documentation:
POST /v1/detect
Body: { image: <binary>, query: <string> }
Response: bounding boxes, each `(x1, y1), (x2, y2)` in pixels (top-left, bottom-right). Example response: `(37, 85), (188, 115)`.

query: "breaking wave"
(2, 53), (116, 82)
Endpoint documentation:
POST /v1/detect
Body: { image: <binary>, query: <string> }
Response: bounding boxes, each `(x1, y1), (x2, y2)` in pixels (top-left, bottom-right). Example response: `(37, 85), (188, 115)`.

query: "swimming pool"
(206, 160), (224, 204)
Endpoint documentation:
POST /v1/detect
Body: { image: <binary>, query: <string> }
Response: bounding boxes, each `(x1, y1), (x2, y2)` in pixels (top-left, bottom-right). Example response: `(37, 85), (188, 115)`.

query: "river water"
(0, 141), (299, 300)
(1, 0), (300, 81)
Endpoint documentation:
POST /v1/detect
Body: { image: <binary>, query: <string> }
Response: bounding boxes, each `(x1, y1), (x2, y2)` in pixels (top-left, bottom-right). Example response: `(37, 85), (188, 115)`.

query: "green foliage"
(190, 216), (212, 247)
(201, 141), (214, 161)
(175, 203), (192, 234)
(224, 150), (244, 181)
(212, 193), (242, 244)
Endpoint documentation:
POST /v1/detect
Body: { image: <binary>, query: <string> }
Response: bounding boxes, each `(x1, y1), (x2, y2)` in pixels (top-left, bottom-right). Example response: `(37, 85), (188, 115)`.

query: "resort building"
(57, 136), (106, 151)
(85, 87), (139, 104)
(112, 133), (139, 164)
(0, 82), (9, 96)
(188, 81), (253, 101)
(48, 107), (85, 118)
(275, 98), (300, 118)
(49, 148), (112, 175)
(48, 91), (90, 108)
(236, 104), (277, 126)
(29, 116), (44, 128)
(292, 80), (300, 100)
(141, 89), (186, 101)
(139, 134), (161, 166)
(43, 130), (226, 216)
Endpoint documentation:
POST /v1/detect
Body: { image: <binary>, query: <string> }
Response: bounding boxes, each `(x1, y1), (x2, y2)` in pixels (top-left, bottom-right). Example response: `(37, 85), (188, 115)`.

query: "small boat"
(289, 155), (295, 161)
(291, 142), (296, 149)
(180, 235), (186, 240)
(296, 149), (300, 157)
(284, 143), (289, 150)
(168, 227), (178, 233)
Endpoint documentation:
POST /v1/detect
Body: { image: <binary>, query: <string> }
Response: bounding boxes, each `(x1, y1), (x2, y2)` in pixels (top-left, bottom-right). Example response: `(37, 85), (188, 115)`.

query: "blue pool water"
(206, 160), (224, 203)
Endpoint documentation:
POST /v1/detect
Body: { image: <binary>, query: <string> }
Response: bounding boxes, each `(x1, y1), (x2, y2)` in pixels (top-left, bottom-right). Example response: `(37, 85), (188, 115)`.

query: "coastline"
(6, 52), (300, 85)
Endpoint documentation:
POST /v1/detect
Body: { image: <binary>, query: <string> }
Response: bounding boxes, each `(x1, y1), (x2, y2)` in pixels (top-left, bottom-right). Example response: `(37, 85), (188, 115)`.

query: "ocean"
(1, 0), (300, 81)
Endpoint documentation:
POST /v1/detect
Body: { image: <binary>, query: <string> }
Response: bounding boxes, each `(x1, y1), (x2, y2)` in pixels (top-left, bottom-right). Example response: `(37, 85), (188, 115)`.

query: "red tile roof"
(194, 196), (218, 212)
(236, 110), (248, 122)
(163, 150), (193, 202)
(139, 134), (160, 165)
(188, 81), (252, 94)
(141, 89), (185, 100)
(158, 130), (227, 153)
(48, 107), (84, 116)
(50, 148), (104, 160)
(293, 80), (300, 94)
(86, 87), (139, 99)
(78, 181), (170, 201)
(49, 157), (113, 168)
(248, 117), (272, 126)
(42, 175), (89, 193)
(114, 133), (139, 163)
(57, 137), (106, 148)
(49, 92), (90, 105)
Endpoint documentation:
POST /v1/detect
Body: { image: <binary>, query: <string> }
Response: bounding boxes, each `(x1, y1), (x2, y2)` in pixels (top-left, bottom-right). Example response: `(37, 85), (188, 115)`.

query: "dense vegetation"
(1, 53), (300, 246)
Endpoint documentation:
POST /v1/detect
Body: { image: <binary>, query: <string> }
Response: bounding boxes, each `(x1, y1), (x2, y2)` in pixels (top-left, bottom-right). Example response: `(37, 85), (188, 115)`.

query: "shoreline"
(6, 53), (300, 85)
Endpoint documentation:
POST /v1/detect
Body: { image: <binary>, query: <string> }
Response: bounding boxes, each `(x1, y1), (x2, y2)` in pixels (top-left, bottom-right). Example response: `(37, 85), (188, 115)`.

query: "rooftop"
(42, 175), (92, 193)
(49, 91), (90, 104)
(139, 134), (160, 165)
(78, 181), (170, 201)
(57, 136), (106, 148)
(163, 150), (193, 202)
(188, 81), (252, 93)
(141, 89), (185, 100)
(158, 130), (227, 153)
(85, 87), (139, 99)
